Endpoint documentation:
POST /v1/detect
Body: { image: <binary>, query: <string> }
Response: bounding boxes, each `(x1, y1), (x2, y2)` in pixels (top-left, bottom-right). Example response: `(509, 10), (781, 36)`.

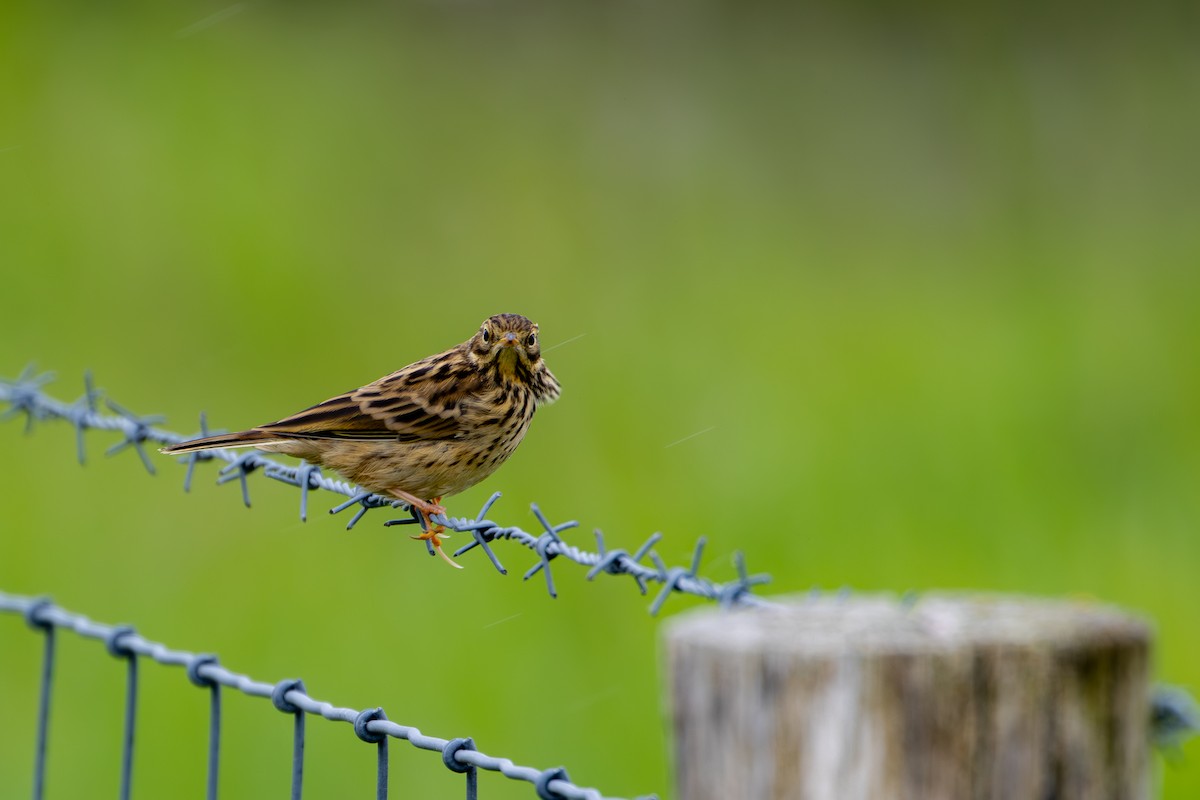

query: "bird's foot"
(411, 524), (461, 569)
(391, 491), (461, 569)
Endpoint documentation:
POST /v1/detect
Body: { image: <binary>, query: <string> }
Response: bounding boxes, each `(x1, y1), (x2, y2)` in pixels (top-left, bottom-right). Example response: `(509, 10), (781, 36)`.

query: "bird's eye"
(526, 333), (537, 347)
(481, 328), (490, 344)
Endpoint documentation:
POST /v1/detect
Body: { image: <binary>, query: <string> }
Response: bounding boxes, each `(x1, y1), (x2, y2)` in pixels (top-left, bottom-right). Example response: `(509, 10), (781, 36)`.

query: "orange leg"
(390, 490), (461, 569)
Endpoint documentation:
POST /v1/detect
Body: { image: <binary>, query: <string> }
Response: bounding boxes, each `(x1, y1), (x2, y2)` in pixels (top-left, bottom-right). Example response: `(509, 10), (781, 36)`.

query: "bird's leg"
(390, 490), (461, 569)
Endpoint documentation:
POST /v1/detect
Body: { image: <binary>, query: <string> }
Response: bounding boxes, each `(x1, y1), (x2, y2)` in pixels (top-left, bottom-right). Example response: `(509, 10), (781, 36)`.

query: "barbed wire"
(1152, 685), (1200, 755)
(0, 368), (772, 613)
(0, 590), (652, 800)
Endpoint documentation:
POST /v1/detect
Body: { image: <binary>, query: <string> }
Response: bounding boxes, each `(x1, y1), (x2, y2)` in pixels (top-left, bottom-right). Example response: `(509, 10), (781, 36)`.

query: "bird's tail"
(160, 430), (284, 455)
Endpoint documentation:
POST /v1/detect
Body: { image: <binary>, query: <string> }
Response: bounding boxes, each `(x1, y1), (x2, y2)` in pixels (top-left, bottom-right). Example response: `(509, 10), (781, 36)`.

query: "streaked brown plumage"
(161, 314), (560, 567)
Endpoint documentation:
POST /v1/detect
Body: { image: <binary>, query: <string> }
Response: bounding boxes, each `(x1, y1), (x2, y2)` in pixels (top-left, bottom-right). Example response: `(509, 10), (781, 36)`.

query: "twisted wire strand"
(1, 369), (773, 613)
(0, 591), (653, 800)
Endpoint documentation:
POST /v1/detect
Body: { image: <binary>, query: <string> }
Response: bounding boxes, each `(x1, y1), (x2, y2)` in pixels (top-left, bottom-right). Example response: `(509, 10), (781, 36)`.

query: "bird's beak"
(501, 332), (518, 347)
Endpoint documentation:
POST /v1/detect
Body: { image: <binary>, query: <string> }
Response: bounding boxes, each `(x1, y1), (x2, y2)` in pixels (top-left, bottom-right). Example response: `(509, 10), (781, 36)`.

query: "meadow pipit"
(161, 314), (561, 567)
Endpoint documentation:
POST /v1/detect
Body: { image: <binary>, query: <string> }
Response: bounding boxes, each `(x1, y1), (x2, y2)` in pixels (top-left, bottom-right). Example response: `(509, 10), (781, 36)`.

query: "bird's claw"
(411, 525), (462, 569)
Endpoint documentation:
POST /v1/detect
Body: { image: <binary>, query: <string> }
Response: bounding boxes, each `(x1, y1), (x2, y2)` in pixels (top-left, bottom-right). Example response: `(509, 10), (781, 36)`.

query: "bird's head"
(470, 314), (543, 370)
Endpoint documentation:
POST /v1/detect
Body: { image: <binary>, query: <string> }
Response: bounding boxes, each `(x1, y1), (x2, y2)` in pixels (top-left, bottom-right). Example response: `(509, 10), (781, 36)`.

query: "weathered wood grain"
(665, 595), (1150, 800)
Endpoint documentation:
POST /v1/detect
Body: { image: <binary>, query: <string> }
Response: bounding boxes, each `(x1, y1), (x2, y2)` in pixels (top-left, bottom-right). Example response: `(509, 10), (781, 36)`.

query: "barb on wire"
(0, 591), (651, 800)
(1152, 684), (1200, 755)
(0, 370), (773, 614)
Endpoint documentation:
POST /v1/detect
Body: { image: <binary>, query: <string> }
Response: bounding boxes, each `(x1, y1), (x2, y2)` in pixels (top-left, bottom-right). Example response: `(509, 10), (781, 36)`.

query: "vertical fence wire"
(292, 703), (305, 800)
(466, 763), (478, 800)
(32, 629), (54, 800)
(208, 683), (222, 800)
(103, 625), (140, 800)
(271, 678), (307, 800)
(187, 655), (222, 800)
(120, 654), (138, 800)
(377, 732), (389, 800)
(26, 601), (55, 800)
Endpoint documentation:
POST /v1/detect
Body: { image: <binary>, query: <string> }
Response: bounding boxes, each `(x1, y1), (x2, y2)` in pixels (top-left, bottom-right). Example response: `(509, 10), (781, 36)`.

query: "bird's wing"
(255, 349), (482, 443)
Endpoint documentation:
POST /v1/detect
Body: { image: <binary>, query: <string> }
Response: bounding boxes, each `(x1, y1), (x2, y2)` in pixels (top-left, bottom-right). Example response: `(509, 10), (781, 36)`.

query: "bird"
(160, 314), (561, 567)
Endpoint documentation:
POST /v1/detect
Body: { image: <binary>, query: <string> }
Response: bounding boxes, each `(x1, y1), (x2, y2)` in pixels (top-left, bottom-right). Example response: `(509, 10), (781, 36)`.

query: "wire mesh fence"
(0, 591), (651, 800)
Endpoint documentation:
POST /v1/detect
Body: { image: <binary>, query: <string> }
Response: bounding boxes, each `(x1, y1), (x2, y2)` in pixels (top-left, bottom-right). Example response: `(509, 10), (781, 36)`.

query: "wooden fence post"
(665, 594), (1151, 800)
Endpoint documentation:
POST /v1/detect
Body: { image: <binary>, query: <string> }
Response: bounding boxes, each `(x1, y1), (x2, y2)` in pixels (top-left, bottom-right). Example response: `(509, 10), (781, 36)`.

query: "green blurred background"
(2, 1), (1198, 797)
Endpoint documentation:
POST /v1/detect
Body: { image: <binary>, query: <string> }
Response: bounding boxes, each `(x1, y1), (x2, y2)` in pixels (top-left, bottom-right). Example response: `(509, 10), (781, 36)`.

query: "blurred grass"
(2, 1), (1199, 797)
